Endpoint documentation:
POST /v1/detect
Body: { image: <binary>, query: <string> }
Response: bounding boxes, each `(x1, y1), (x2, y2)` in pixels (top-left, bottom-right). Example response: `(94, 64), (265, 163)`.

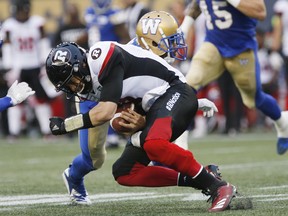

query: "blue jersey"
(0, 96), (12, 112)
(84, 7), (122, 42)
(197, 0), (258, 57)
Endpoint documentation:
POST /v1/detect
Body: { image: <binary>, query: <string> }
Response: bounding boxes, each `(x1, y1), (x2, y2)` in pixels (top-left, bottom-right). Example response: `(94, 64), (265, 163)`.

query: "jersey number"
(200, 0), (232, 30)
(18, 37), (34, 51)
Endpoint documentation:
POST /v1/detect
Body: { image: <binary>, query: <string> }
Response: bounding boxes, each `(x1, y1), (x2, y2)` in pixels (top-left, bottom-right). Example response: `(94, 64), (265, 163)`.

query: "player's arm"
(227, 0), (266, 20)
(271, 14), (282, 52)
(180, 0), (201, 38)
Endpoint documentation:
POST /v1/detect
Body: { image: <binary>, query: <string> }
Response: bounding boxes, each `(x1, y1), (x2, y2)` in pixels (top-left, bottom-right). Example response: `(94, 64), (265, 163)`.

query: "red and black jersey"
(87, 41), (186, 111)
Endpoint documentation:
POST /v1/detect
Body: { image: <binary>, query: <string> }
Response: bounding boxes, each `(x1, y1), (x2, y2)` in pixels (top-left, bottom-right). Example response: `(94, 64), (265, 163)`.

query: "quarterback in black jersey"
(46, 40), (236, 212)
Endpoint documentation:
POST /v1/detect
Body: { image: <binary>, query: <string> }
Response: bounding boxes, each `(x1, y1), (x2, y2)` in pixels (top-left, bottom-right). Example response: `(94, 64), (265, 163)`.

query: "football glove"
(197, 98), (218, 117)
(49, 117), (67, 135)
(7, 80), (35, 106)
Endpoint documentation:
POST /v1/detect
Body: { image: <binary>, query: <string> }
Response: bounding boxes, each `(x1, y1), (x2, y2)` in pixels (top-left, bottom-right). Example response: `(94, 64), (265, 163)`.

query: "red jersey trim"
(98, 43), (115, 77)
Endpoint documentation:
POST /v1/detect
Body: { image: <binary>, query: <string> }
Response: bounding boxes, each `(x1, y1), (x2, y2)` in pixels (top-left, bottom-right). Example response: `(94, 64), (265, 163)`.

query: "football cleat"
(62, 167), (91, 205)
(277, 138), (288, 155)
(208, 183), (237, 212)
(275, 111), (288, 155)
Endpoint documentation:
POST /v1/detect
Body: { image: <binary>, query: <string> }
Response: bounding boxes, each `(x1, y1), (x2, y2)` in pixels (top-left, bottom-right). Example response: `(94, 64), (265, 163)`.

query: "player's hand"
(197, 98), (218, 117)
(6, 80), (35, 106)
(49, 117), (67, 135)
(118, 109), (146, 134)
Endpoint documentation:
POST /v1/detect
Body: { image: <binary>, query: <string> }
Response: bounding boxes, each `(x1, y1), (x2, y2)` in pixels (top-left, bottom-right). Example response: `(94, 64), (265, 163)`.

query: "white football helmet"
(136, 11), (187, 63)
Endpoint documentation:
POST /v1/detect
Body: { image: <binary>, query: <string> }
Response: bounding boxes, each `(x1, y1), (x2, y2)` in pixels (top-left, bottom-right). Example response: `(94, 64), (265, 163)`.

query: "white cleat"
(62, 168), (91, 205)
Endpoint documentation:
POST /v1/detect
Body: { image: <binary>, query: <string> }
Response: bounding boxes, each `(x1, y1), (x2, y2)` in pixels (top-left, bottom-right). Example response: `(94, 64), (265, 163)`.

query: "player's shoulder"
(28, 15), (45, 27)
(2, 17), (17, 30)
(89, 41), (116, 55)
(87, 41), (117, 65)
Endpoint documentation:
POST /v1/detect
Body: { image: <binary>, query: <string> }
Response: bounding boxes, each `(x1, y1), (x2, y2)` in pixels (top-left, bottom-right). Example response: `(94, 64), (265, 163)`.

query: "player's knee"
(114, 175), (130, 186)
(143, 139), (168, 162)
(91, 153), (106, 169)
(242, 98), (255, 109)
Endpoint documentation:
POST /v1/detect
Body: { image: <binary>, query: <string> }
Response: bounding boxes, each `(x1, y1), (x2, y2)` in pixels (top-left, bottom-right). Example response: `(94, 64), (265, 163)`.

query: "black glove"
(49, 117), (67, 135)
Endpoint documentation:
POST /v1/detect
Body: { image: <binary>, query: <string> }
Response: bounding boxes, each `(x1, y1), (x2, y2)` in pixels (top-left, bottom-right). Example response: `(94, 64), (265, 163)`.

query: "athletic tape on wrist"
(64, 113), (93, 132)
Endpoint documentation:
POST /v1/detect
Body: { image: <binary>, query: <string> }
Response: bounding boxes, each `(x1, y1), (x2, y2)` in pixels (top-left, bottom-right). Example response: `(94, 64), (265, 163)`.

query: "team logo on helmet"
(141, 18), (161, 35)
(91, 48), (102, 60)
(52, 48), (71, 66)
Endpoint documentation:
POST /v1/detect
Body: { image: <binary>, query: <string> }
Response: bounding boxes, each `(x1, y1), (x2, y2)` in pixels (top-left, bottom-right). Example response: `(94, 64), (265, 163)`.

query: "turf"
(0, 131), (287, 216)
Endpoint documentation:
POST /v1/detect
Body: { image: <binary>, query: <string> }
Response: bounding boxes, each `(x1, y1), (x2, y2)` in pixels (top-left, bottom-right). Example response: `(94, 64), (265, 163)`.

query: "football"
(110, 102), (135, 134)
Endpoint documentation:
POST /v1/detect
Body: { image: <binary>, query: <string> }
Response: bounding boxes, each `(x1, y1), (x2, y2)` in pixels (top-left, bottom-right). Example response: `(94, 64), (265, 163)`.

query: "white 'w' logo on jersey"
(141, 18), (161, 35)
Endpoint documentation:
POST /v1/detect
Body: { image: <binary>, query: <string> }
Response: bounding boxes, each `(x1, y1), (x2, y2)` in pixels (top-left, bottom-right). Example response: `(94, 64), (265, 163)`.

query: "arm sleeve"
(0, 96), (13, 112)
(99, 63), (124, 103)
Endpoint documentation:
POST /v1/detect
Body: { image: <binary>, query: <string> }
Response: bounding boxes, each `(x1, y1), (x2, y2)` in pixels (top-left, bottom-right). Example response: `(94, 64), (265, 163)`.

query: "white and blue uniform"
(187, 0), (281, 118)
(185, 0), (286, 154)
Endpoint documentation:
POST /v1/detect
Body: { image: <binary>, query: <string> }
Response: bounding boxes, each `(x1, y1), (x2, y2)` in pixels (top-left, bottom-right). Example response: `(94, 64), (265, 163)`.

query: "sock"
(178, 168), (226, 193)
(69, 154), (95, 183)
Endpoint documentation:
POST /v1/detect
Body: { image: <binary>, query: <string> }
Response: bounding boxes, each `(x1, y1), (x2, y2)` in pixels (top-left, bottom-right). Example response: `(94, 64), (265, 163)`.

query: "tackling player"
(180, 0), (288, 155)
(128, 11), (217, 150)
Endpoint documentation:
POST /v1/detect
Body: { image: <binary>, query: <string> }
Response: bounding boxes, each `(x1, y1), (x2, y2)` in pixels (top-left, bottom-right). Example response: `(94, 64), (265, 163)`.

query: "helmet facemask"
(158, 28), (187, 63)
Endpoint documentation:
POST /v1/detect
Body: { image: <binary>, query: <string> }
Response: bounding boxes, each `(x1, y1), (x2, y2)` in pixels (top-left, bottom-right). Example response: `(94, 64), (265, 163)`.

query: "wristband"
(227, 0), (241, 8)
(64, 112), (93, 132)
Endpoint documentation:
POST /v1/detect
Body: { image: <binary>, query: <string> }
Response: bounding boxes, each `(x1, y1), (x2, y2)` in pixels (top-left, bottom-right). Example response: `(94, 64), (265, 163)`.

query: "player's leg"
(225, 49), (288, 154)
(140, 84), (235, 212)
(186, 42), (225, 91)
(113, 142), (222, 190)
(63, 100), (108, 205)
(21, 68), (52, 136)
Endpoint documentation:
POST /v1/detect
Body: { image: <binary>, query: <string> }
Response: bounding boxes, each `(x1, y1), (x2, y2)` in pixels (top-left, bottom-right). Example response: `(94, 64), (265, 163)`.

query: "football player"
(180, 0), (288, 155)
(46, 41), (237, 212)
(2, 0), (52, 138)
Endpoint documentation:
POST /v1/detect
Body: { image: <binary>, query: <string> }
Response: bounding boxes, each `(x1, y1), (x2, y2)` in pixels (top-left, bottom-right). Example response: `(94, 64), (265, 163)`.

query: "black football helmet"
(45, 42), (92, 96)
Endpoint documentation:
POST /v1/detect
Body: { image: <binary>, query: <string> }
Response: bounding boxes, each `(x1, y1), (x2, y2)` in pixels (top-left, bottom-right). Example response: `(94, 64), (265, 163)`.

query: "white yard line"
(0, 188), (288, 208)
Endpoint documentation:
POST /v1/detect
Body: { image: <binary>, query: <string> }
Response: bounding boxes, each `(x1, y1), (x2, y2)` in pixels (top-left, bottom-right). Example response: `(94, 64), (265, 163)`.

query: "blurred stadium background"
(0, 0), (277, 33)
(0, 0), (179, 35)
(0, 0), (288, 215)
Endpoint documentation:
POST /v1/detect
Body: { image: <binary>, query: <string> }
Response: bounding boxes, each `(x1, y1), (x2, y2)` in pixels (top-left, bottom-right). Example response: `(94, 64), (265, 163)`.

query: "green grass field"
(0, 131), (288, 216)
